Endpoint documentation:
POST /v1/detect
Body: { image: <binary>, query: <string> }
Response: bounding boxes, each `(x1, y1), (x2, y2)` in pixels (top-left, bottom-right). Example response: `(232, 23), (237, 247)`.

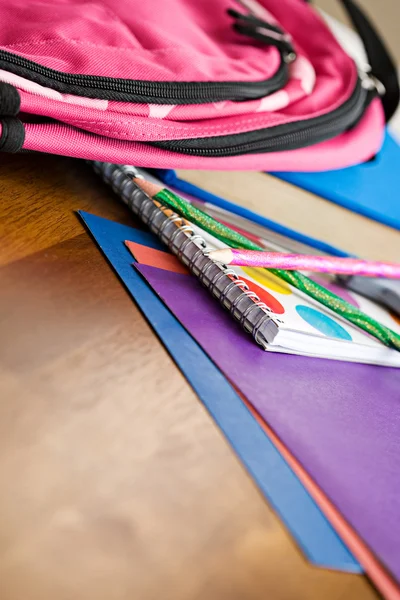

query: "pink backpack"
(0, 0), (398, 171)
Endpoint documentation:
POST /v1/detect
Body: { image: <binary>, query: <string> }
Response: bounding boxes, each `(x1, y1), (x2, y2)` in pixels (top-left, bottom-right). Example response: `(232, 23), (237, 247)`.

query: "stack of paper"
(81, 205), (400, 600)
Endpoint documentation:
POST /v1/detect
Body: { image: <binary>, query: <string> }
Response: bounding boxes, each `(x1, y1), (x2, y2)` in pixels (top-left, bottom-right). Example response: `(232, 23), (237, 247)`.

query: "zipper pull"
(227, 7), (297, 63)
(358, 65), (386, 96)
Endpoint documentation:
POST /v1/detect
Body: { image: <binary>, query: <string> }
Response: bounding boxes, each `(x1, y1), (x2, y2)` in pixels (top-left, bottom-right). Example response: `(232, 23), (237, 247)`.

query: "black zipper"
(0, 48), (288, 104)
(153, 79), (374, 156)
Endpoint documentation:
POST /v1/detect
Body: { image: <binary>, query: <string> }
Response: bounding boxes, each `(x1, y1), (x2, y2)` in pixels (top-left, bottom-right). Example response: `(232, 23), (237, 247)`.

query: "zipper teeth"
(155, 80), (370, 155)
(0, 49), (287, 102)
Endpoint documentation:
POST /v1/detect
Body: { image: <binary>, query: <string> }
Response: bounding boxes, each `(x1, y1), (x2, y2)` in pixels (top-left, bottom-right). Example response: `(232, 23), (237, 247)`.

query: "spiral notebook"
(190, 224), (400, 366)
(94, 161), (400, 367)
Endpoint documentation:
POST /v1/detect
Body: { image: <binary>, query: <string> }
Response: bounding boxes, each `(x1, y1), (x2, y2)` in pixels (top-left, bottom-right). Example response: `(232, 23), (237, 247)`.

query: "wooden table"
(1, 152), (392, 600)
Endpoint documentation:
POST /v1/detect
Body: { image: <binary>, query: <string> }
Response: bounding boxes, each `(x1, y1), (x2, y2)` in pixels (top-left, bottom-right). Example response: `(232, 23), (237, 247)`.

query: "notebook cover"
(78, 210), (359, 571)
(271, 131), (400, 231)
(135, 261), (400, 586)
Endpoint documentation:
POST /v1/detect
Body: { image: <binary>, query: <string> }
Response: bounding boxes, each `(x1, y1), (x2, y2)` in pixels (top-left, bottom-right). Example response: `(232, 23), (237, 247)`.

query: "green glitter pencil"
(133, 177), (400, 352)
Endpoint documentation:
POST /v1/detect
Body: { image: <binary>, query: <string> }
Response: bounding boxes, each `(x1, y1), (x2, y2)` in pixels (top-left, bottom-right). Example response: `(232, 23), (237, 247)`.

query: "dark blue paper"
(78, 210), (361, 572)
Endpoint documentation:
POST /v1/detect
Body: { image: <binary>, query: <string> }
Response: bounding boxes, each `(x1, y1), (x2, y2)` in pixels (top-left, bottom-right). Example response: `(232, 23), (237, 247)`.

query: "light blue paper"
(272, 131), (400, 231)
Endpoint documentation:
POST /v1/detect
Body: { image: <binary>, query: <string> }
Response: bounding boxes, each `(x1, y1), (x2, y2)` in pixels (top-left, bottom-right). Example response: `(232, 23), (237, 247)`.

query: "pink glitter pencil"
(209, 248), (400, 279)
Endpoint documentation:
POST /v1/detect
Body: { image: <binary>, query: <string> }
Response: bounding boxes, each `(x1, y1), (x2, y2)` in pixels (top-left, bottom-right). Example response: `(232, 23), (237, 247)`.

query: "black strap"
(339, 0), (399, 122)
(307, 0), (399, 121)
(0, 82), (20, 116)
(0, 117), (25, 153)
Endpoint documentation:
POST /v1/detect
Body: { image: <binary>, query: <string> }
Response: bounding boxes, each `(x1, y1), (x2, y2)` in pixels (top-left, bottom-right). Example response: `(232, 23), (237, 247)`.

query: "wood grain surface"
(0, 153), (383, 600)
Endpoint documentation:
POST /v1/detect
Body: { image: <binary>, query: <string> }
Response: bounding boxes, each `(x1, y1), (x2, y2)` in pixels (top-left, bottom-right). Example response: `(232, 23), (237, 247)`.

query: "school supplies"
(93, 161), (280, 349)
(128, 228), (400, 366)
(132, 176), (400, 352)
(210, 248), (400, 279)
(120, 221), (400, 600)
(155, 168), (400, 316)
(133, 258), (400, 590)
(78, 210), (361, 573)
(0, 0), (397, 171)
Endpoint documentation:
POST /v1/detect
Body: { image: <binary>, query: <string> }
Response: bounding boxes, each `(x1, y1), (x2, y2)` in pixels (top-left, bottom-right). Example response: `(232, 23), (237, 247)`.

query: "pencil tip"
(132, 177), (163, 198)
(209, 248), (233, 265)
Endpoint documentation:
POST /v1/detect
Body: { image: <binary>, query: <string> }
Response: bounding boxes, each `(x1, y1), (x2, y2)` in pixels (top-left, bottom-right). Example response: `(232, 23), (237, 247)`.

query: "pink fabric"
(19, 80), (358, 141)
(17, 77), (310, 124)
(0, 0), (281, 82)
(0, 0), (386, 169)
(0, 69), (109, 109)
(21, 99), (384, 172)
(0, 0), (353, 98)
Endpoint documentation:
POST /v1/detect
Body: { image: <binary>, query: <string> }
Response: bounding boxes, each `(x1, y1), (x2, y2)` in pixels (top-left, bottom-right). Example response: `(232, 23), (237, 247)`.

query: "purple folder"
(136, 263), (400, 584)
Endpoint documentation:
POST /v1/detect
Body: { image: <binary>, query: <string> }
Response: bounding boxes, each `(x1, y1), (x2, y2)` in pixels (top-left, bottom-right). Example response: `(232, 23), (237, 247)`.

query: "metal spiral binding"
(92, 161), (281, 348)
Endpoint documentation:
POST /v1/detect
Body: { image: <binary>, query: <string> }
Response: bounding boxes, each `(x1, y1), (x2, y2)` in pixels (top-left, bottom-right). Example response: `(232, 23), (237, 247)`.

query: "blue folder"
(271, 131), (400, 231)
